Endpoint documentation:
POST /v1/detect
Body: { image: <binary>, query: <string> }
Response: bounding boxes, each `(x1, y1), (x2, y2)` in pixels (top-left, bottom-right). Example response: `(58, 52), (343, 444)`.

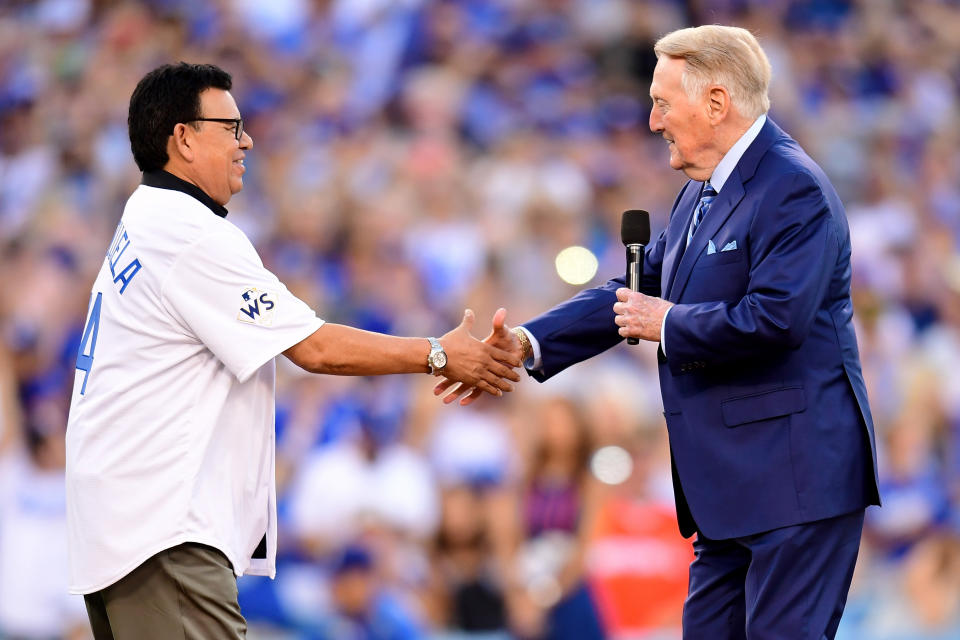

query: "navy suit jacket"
(524, 118), (880, 539)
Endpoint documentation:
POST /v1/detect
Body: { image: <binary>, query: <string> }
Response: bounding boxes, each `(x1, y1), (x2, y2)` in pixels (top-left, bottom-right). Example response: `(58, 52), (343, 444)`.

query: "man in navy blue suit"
(438, 25), (880, 639)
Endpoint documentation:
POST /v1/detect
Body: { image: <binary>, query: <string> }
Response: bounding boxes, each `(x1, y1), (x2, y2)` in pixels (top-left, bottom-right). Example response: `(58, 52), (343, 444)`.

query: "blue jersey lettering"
(113, 259), (142, 294)
(76, 292), (103, 395)
(240, 299), (261, 320)
(106, 222), (142, 294)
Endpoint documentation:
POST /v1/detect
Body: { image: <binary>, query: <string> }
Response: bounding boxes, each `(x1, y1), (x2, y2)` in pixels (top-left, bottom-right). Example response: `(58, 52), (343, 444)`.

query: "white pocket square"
(707, 240), (717, 255)
(721, 240), (738, 252)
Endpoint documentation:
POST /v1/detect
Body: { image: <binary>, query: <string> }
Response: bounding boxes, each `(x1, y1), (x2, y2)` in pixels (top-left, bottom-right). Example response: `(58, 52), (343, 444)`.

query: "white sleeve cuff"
(660, 306), (671, 357)
(519, 326), (543, 371)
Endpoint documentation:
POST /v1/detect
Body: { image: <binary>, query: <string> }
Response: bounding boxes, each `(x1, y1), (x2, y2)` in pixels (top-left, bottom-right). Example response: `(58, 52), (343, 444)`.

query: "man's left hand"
(613, 288), (674, 342)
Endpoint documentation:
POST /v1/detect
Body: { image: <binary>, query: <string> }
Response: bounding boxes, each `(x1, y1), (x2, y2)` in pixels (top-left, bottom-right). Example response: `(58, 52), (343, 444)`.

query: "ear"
(706, 85), (730, 125)
(169, 122), (197, 163)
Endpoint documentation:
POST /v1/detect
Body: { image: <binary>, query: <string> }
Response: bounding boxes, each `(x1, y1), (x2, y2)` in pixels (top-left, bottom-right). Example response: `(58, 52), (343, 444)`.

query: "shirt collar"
(141, 170), (229, 218)
(708, 114), (766, 193)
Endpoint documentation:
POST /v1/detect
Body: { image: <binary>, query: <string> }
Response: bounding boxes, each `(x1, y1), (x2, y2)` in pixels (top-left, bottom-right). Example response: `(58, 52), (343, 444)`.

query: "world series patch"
(237, 287), (277, 326)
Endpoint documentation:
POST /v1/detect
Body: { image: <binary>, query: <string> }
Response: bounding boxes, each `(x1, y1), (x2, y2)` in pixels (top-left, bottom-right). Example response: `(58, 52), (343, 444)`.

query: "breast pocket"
(685, 253), (748, 301)
(694, 249), (744, 268)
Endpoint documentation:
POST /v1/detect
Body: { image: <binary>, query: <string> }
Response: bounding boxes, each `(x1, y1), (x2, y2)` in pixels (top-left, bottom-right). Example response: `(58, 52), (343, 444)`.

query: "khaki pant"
(83, 542), (247, 640)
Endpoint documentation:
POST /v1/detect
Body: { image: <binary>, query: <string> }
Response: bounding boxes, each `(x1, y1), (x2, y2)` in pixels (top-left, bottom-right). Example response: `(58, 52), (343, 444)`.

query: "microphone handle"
(626, 243), (644, 345)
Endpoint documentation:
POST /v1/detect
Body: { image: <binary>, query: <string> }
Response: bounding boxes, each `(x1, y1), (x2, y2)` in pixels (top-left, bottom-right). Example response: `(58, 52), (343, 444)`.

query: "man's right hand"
(435, 309), (522, 399)
(435, 307), (523, 406)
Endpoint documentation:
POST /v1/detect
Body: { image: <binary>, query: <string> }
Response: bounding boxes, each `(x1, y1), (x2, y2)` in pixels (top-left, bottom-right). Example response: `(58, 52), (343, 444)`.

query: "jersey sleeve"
(162, 227), (324, 383)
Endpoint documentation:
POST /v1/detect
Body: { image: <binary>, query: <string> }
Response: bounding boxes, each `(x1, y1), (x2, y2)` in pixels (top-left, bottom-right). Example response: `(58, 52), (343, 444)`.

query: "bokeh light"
(590, 445), (634, 485)
(555, 245), (599, 285)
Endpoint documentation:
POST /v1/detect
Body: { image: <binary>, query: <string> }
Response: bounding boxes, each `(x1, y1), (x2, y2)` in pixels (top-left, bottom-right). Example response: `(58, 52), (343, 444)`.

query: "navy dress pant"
(682, 510), (865, 640)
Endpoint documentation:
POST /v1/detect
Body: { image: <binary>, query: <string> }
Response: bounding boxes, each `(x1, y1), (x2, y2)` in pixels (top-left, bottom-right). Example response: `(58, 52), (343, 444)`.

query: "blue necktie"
(687, 181), (717, 247)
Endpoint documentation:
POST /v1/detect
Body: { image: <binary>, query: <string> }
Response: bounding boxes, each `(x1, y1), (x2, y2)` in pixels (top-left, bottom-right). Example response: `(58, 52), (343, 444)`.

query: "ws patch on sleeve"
(237, 287), (277, 326)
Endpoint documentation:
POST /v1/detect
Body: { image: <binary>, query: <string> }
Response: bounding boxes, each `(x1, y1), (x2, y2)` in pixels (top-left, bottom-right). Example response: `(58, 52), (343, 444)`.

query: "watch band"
(511, 327), (532, 362)
(427, 337), (446, 374)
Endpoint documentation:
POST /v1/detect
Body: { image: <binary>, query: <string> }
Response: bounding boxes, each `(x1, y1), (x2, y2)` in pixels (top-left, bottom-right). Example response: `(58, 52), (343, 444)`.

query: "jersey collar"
(141, 170), (229, 218)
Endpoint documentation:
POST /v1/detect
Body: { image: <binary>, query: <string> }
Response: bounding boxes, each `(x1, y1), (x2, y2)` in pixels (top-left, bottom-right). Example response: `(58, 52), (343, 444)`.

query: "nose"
(240, 130), (253, 150)
(649, 107), (662, 133)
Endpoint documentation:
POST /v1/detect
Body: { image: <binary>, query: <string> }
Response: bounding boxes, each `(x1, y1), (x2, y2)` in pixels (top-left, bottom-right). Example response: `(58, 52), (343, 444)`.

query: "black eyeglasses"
(186, 117), (244, 142)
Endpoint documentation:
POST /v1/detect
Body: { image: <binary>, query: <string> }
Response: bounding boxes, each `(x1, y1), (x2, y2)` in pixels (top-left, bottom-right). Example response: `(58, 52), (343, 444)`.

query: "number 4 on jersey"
(76, 292), (102, 395)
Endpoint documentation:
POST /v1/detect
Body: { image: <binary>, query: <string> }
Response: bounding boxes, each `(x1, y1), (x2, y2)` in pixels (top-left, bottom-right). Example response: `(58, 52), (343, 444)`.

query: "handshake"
(431, 287), (667, 406)
(291, 290), (661, 404)
(430, 307), (529, 407)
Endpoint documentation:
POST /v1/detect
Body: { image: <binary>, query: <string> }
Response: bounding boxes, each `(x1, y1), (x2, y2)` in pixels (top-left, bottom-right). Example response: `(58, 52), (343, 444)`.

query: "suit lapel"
(662, 183), (700, 300)
(669, 172), (745, 301)
(664, 117), (788, 302)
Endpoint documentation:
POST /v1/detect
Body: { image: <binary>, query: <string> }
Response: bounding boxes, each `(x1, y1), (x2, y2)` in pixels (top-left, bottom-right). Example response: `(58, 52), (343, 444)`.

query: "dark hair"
(127, 62), (232, 172)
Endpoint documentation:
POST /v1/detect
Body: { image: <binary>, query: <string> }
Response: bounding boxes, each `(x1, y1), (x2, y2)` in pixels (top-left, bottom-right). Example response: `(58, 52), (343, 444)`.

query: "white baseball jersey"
(65, 172), (324, 594)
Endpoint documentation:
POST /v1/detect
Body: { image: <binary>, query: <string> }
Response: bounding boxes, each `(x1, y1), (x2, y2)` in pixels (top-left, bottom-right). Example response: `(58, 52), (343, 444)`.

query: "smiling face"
(172, 88), (253, 205)
(194, 89), (252, 204)
(648, 56), (724, 182)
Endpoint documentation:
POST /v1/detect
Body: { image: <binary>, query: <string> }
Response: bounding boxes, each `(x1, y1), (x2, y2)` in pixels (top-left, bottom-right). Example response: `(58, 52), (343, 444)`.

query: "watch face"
(432, 351), (447, 369)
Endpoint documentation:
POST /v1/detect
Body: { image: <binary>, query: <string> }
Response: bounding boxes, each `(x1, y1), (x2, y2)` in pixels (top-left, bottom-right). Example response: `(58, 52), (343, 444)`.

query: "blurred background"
(1, 0), (960, 638)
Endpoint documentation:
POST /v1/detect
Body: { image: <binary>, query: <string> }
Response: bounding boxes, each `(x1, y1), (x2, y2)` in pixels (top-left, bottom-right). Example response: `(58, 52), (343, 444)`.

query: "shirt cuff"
(519, 326), (542, 371)
(660, 306), (671, 357)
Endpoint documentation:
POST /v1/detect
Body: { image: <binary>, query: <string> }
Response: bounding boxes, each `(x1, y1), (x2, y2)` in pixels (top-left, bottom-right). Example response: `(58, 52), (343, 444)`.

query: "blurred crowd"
(2, 0), (960, 638)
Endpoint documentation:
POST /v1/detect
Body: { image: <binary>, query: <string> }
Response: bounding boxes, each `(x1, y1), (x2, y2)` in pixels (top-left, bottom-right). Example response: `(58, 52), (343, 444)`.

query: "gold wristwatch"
(511, 327), (532, 362)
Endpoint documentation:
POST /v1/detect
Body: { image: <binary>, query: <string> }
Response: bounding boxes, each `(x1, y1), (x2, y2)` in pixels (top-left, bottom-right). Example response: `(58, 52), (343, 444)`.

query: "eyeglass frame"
(184, 117), (244, 142)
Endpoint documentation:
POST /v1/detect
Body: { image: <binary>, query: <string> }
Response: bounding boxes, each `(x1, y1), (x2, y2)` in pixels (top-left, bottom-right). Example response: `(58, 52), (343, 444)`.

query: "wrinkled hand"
(613, 288), (674, 342)
(436, 308), (521, 401)
(435, 307), (522, 406)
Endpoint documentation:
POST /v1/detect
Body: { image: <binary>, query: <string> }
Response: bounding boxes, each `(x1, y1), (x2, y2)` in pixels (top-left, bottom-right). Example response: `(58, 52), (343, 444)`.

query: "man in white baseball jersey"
(65, 62), (521, 639)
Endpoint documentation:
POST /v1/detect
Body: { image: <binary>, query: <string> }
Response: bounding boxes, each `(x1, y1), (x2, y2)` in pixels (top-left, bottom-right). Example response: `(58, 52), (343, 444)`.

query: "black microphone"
(621, 210), (651, 345)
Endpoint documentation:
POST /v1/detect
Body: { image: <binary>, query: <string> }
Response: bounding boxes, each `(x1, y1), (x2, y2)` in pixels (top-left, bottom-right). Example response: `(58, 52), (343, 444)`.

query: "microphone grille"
(621, 210), (651, 245)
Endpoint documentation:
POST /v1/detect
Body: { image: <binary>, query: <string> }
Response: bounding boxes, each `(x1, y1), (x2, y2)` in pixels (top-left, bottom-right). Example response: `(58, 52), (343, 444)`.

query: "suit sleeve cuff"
(660, 306), (670, 357)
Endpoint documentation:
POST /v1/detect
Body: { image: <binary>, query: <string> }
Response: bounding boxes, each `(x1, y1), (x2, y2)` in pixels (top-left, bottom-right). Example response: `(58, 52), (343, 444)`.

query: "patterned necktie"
(687, 181), (718, 247)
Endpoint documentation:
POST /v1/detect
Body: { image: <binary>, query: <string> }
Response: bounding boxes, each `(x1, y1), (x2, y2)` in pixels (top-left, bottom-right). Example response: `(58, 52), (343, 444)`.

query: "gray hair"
(654, 25), (771, 120)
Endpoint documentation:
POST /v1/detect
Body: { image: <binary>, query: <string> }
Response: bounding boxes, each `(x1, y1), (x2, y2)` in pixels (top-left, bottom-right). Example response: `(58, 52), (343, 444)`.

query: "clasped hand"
(434, 308), (523, 406)
(435, 308), (522, 403)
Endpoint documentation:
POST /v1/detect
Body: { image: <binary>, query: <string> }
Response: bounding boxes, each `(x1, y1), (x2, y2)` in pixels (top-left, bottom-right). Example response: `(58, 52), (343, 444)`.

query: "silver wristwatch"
(426, 337), (447, 375)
